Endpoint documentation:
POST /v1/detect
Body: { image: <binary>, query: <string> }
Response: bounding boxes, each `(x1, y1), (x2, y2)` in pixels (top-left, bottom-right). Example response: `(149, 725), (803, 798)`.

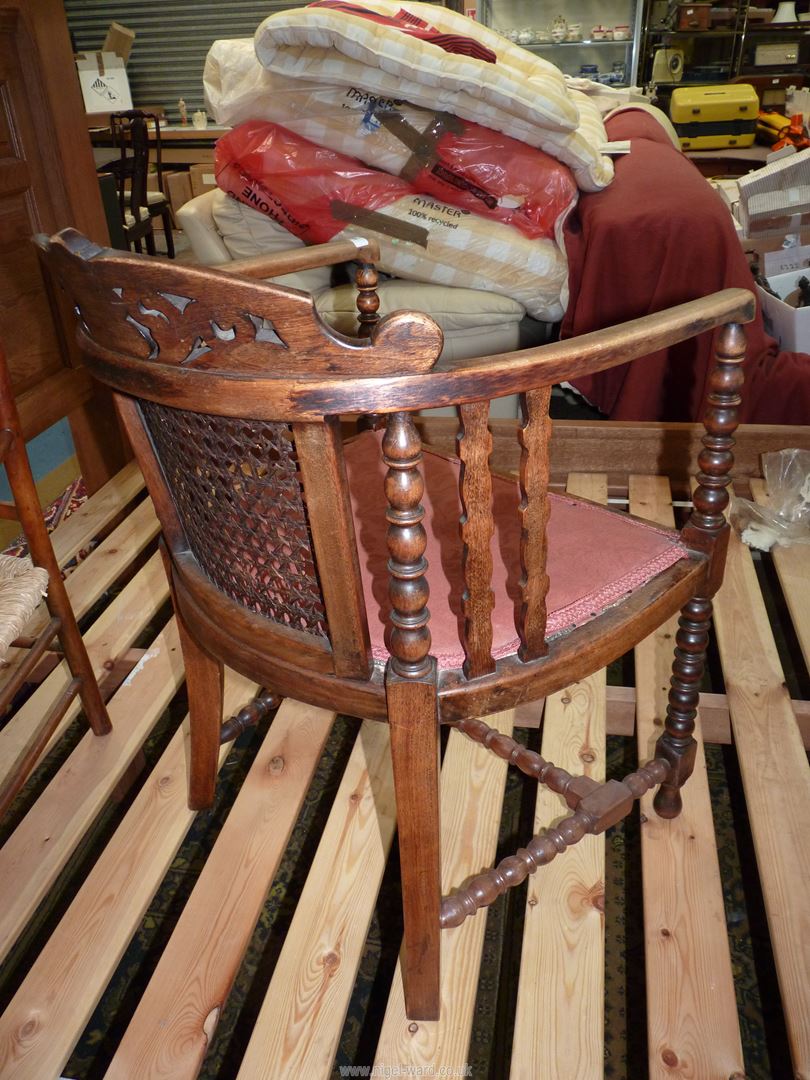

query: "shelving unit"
(482, 0), (642, 84)
(639, 3), (810, 91)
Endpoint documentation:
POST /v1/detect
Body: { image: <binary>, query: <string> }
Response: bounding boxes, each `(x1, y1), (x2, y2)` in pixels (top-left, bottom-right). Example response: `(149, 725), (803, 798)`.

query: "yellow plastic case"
(670, 84), (759, 149)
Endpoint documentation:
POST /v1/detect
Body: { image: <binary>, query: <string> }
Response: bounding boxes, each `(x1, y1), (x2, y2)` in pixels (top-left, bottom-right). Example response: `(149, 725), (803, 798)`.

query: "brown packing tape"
(376, 111), (498, 210)
(95, 51), (105, 76)
(330, 200), (429, 247)
(376, 110), (462, 181)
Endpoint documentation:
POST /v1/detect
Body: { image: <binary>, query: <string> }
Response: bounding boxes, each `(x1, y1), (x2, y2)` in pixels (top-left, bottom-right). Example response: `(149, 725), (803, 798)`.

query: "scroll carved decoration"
(441, 713), (670, 928)
(38, 229), (444, 377)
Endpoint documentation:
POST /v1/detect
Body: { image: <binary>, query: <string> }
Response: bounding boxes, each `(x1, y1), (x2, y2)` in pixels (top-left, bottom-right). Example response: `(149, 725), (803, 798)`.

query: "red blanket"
(562, 110), (810, 425)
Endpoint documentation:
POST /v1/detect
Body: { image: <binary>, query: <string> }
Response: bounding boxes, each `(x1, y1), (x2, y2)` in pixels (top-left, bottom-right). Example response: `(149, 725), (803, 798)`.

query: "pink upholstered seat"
(345, 431), (686, 668)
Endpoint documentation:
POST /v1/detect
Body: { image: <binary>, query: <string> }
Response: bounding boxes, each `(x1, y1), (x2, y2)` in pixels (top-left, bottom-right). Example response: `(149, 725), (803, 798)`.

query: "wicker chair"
(39, 227), (754, 1021)
(0, 339), (111, 818)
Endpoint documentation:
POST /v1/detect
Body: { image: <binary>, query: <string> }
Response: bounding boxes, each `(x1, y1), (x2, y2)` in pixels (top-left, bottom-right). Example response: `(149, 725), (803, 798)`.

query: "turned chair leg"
(653, 595), (712, 819)
(176, 612), (224, 811)
(654, 320), (746, 818)
(383, 411), (441, 1018)
(161, 209), (175, 258)
(160, 542), (224, 810)
(387, 673), (441, 1021)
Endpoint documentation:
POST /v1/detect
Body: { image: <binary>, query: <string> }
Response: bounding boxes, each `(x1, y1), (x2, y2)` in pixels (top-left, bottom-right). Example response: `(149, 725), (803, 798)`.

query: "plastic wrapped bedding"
(204, 46), (577, 242)
(205, 3), (612, 191)
(215, 121), (568, 321)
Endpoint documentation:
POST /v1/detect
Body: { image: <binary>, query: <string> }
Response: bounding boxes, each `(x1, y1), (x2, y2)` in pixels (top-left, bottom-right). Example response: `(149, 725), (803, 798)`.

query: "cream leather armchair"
(177, 189), (552, 416)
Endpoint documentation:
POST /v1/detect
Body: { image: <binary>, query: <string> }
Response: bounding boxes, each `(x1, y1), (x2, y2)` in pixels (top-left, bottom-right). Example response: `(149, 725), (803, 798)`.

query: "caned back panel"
(139, 401), (328, 638)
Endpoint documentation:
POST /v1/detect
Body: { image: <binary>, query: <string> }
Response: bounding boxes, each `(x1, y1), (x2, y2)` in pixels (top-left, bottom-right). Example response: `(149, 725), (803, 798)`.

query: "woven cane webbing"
(139, 401), (328, 638)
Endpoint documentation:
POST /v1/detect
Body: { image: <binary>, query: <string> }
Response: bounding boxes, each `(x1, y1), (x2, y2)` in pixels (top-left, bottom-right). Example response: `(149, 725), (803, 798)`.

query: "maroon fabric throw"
(562, 109), (810, 424)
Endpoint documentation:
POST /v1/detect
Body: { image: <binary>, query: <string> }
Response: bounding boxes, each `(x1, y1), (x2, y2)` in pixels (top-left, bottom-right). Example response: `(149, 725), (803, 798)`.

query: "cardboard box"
(166, 171), (193, 215)
(756, 268), (810, 352)
(75, 51), (132, 114)
(738, 147), (810, 239)
(103, 22), (135, 64)
(189, 164), (217, 198)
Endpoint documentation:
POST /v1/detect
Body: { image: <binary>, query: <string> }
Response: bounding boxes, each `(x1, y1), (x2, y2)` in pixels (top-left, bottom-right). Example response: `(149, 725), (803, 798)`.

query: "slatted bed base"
(0, 428), (808, 1080)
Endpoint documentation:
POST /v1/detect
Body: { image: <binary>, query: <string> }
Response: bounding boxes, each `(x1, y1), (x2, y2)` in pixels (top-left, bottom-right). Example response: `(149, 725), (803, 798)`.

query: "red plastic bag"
(214, 120), (414, 243)
(387, 113), (578, 240)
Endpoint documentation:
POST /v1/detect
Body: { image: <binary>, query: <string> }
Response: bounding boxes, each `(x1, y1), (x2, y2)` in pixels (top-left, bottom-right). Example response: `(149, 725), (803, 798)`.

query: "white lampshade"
(773, 2), (798, 22)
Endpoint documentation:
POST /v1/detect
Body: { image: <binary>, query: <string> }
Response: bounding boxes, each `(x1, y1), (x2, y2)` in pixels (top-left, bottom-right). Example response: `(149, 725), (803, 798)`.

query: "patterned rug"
(2, 477), (87, 558)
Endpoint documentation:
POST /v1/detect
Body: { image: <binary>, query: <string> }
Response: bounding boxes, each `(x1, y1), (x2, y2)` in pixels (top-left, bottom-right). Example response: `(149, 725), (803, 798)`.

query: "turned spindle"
(440, 755), (670, 928)
(517, 387), (552, 662)
(654, 321), (745, 819)
(383, 413), (431, 679)
(355, 261), (380, 338)
(219, 689), (281, 744)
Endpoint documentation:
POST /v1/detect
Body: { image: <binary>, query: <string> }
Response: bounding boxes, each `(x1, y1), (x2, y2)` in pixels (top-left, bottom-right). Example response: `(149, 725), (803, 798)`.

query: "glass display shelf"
(523, 38), (633, 47)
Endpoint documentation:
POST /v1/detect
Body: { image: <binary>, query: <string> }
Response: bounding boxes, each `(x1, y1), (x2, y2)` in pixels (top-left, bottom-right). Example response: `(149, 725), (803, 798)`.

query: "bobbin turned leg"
(383, 411), (441, 1021)
(653, 597), (709, 818)
(653, 320), (746, 819)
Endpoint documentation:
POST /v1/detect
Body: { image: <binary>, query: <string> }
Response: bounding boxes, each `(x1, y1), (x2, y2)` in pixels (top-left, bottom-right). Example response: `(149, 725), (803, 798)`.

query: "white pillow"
(210, 189), (333, 293)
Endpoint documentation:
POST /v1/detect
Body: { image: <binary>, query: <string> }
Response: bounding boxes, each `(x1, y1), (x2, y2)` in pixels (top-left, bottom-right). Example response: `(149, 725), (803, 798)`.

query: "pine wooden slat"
(0, 669), (259, 1080)
(510, 471), (608, 1080)
(630, 474), (744, 1079)
(712, 528), (810, 1076)
(55, 495), (159, 622)
(106, 698), (336, 1080)
(0, 463), (148, 694)
(49, 460), (145, 568)
(0, 621), (184, 965)
(374, 710), (514, 1073)
(0, 549), (169, 787)
(559, 684), (810, 748)
(751, 477), (810, 669)
(237, 720), (396, 1080)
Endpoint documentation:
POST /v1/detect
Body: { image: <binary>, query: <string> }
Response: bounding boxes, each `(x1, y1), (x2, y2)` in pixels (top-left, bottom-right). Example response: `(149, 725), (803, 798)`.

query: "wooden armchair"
(39, 228), (755, 1022)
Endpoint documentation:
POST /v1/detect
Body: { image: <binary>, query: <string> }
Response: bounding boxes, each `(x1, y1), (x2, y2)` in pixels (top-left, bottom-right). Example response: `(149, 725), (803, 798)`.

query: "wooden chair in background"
(0, 341), (111, 819)
(103, 110), (175, 259)
(40, 228), (755, 1021)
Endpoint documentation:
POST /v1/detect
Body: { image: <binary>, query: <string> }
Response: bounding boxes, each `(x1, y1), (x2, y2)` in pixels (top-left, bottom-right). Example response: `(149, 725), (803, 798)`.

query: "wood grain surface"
(375, 711), (514, 1073)
(713, 528), (810, 1077)
(631, 474), (744, 1080)
(0, 621), (184, 965)
(0, 670), (259, 1080)
(510, 473), (608, 1080)
(106, 699), (336, 1080)
(237, 720), (395, 1080)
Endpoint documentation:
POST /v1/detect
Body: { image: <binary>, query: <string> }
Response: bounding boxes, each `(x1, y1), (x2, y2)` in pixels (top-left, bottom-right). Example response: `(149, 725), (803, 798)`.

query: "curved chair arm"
(222, 237), (380, 280)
